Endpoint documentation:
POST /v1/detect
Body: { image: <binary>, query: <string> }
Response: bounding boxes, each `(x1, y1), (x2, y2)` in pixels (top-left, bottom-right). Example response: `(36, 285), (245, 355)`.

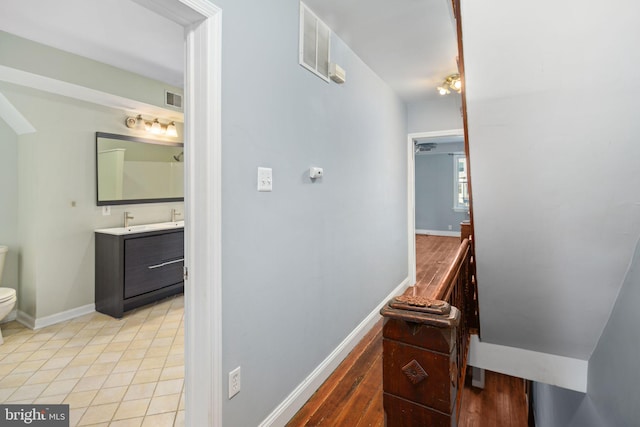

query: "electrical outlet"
(102, 206), (111, 216)
(448, 225), (452, 230)
(229, 367), (241, 399)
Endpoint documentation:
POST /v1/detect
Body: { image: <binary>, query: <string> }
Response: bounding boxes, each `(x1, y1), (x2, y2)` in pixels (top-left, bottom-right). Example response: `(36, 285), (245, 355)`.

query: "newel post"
(380, 295), (461, 427)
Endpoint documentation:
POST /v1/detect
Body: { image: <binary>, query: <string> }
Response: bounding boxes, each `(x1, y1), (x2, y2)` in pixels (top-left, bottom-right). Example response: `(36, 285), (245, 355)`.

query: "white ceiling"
(0, 0), (457, 103)
(304, 0), (459, 102)
(0, 0), (185, 88)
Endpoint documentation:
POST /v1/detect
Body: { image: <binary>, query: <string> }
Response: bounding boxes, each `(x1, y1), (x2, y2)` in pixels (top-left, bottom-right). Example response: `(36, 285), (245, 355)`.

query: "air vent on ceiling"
(165, 90), (183, 109)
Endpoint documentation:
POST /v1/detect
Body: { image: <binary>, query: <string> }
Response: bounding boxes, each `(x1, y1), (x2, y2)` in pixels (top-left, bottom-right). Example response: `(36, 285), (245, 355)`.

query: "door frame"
(407, 129), (464, 285)
(139, 1), (223, 425)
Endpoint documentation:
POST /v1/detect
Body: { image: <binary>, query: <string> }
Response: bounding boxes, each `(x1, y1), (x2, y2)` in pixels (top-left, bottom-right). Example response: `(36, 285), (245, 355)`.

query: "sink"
(96, 220), (185, 235)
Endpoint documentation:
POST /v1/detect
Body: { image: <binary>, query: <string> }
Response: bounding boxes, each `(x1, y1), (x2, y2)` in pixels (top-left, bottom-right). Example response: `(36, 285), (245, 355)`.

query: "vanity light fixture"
(125, 115), (179, 137)
(436, 73), (462, 96)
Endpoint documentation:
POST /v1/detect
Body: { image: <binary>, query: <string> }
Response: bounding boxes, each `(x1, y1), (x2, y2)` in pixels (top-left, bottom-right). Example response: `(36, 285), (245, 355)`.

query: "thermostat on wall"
(329, 63), (346, 84)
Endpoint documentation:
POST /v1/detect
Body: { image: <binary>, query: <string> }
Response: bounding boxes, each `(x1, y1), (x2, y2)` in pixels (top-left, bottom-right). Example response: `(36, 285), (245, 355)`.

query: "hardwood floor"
(287, 236), (528, 427)
(286, 321), (384, 427)
(458, 370), (528, 427)
(287, 320), (528, 427)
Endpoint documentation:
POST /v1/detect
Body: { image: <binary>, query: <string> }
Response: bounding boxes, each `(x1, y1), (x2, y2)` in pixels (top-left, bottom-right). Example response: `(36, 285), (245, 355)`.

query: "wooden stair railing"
(380, 237), (476, 426)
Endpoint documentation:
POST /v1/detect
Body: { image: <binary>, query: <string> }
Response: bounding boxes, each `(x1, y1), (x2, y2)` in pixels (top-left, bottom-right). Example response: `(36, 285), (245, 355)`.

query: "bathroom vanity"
(95, 222), (184, 318)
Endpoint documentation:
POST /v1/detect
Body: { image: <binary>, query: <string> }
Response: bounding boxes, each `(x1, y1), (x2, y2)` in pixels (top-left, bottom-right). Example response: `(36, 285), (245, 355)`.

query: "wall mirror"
(96, 132), (184, 205)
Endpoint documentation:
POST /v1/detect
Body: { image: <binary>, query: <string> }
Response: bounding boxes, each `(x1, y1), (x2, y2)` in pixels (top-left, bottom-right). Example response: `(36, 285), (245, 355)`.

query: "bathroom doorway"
(0, 1), (223, 425)
(133, 2), (223, 424)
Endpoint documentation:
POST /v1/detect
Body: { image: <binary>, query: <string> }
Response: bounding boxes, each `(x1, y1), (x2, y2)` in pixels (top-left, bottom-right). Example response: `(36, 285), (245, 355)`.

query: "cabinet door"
(124, 231), (184, 299)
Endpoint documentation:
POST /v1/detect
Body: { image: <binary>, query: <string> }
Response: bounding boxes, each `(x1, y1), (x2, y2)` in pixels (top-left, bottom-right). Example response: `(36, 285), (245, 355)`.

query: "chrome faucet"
(171, 208), (182, 222)
(124, 211), (134, 228)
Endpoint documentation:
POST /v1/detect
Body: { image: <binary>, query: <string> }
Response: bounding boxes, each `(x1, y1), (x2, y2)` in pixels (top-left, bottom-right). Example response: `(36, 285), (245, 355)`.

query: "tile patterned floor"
(0, 295), (184, 427)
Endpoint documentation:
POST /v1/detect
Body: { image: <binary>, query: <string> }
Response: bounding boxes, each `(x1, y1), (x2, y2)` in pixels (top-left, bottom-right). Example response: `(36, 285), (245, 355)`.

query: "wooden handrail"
(432, 238), (470, 301)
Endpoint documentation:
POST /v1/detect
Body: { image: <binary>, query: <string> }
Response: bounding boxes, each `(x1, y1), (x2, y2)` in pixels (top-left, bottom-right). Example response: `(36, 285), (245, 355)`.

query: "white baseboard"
(416, 229), (461, 237)
(468, 335), (588, 392)
(17, 304), (96, 330)
(258, 276), (412, 427)
(16, 310), (35, 329)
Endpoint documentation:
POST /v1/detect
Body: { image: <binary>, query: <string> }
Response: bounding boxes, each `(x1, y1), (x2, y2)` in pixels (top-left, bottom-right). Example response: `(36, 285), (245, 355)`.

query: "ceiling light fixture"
(125, 115), (179, 138)
(436, 73), (462, 96)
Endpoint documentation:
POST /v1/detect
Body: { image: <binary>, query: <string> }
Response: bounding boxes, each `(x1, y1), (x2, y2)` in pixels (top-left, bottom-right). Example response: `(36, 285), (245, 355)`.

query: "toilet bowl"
(0, 288), (16, 344)
(0, 246), (17, 344)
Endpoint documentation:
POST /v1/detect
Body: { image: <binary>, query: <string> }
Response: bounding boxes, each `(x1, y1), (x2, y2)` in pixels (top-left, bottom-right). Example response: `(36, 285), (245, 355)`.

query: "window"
(453, 154), (469, 211)
(299, 2), (331, 81)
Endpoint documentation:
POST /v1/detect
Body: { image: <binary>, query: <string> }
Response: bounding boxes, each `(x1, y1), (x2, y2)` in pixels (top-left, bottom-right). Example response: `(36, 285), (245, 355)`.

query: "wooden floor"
(458, 370), (528, 427)
(287, 236), (528, 427)
(287, 320), (528, 427)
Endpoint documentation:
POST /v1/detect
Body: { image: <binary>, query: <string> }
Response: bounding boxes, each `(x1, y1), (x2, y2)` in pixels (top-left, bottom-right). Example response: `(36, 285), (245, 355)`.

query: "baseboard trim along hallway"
(258, 277), (411, 427)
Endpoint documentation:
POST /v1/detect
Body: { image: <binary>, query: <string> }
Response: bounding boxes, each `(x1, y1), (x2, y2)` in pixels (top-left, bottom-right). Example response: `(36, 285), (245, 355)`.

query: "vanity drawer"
(124, 231), (184, 298)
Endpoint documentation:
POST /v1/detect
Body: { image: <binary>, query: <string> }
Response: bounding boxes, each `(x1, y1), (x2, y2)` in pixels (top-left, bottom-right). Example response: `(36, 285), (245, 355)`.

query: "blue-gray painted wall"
(533, 238), (640, 426)
(532, 383), (602, 427)
(214, 1), (408, 425)
(586, 237), (640, 425)
(415, 143), (467, 232)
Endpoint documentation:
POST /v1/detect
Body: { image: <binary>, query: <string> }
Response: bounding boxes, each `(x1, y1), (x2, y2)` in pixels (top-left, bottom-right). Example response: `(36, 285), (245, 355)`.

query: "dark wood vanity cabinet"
(95, 228), (184, 318)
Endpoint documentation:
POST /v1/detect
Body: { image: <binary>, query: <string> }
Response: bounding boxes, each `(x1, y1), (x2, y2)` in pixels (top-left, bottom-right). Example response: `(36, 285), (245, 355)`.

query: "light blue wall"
(214, 1), (408, 425)
(0, 117), (18, 291)
(532, 383), (602, 427)
(533, 238), (640, 426)
(415, 143), (467, 232)
(586, 237), (640, 425)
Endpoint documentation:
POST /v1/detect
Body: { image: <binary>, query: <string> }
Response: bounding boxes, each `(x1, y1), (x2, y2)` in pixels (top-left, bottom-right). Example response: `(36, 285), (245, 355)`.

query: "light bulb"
(452, 79), (461, 91)
(437, 86), (449, 96)
(166, 122), (178, 137)
(150, 119), (163, 134)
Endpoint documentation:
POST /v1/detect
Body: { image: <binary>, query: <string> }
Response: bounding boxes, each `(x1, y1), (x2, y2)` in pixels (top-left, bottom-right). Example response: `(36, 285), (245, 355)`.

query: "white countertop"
(95, 221), (185, 236)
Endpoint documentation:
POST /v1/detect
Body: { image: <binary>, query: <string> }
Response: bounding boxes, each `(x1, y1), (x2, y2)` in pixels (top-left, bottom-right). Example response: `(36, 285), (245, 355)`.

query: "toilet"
(0, 246), (17, 344)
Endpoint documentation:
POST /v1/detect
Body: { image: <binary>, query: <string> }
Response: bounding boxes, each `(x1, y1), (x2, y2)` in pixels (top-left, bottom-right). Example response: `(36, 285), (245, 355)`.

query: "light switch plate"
(258, 167), (272, 192)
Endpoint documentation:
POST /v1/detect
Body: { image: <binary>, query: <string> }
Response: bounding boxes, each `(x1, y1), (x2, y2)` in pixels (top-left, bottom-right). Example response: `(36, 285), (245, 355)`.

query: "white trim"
(259, 277), (412, 427)
(416, 229), (462, 238)
(0, 65), (183, 122)
(181, 3), (223, 427)
(137, 1), (222, 426)
(16, 304), (95, 330)
(407, 134), (417, 286)
(16, 311), (35, 330)
(411, 129), (464, 140)
(468, 335), (588, 393)
(408, 129), (465, 288)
